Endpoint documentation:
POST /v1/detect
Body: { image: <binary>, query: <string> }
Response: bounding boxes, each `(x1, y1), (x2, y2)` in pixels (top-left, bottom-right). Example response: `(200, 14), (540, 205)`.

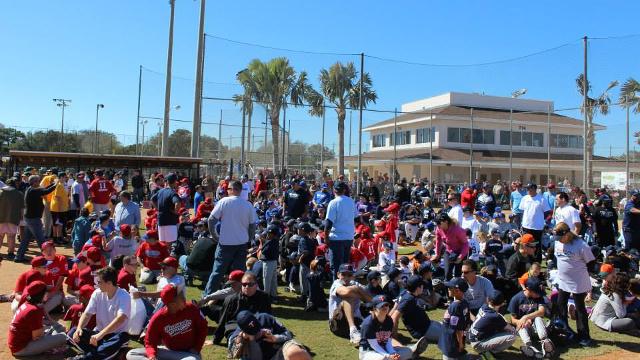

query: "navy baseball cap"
(338, 264), (355, 274)
(266, 224), (281, 236)
(387, 267), (401, 280)
(383, 241), (393, 250)
(369, 295), (391, 309)
(367, 270), (382, 281)
(487, 290), (505, 305)
(236, 310), (260, 336)
(490, 228), (500, 235)
(444, 277), (469, 293)
(406, 275), (426, 292)
(334, 181), (349, 192)
(295, 222), (313, 233)
(321, 183), (329, 189)
(631, 189), (640, 197)
(165, 173), (178, 183)
(525, 277), (545, 296)
(418, 261), (436, 275)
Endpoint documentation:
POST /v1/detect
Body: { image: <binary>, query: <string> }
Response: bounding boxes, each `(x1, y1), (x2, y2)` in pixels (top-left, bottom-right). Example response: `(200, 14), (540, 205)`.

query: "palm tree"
(619, 78), (640, 113)
(318, 61), (377, 176)
(576, 74), (618, 191)
(236, 57), (320, 173)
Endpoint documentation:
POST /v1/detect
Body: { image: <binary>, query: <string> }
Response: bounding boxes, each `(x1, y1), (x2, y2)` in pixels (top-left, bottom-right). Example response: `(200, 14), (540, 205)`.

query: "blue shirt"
(623, 200), (640, 229)
(397, 291), (432, 339)
(510, 189), (527, 214)
(543, 191), (556, 212)
(508, 291), (544, 319)
(114, 201), (141, 228)
(438, 299), (470, 357)
(193, 191), (204, 212)
(313, 190), (332, 206)
(326, 195), (357, 241)
(152, 187), (180, 226)
(468, 304), (508, 342)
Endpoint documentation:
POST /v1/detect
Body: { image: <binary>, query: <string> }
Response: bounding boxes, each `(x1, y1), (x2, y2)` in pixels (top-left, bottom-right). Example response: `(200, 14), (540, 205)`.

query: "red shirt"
(434, 224), (469, 260)
(89, 177), (116, 205)
(8, 303), (44, 354)
(63, 303), (96, 331)
(357, 237), (377, 261)
(65, 265), (82, 292)
(460, 189), (477, 211)
(193, 203), (213, 222)
(117, 268), (137, 290)
(254, 179), (267, 196)
(45, 254), (68, 292)
(77, 266), (95, 288)
(145, 302), (208, 357)
(136, 241), (169, 270)
(350, 247), (366, 268)
(384, 214), (399, 243)
(14, 269), (44, 293)
(315, 243), (328, 257)
(374, 231), (391, 253)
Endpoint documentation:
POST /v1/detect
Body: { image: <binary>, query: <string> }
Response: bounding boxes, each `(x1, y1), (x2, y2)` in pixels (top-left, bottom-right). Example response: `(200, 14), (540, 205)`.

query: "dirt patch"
(590, 349), (640, 360)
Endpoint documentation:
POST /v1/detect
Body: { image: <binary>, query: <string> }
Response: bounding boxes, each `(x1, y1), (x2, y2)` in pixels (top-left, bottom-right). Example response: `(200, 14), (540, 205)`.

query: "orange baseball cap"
(520, 234), (538, 247)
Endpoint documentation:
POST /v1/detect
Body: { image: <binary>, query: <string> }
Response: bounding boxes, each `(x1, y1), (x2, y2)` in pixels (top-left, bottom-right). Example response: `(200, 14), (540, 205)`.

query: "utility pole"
(240, 104), (246, 173)
(136, 65), (142, 155)
(95, 104), (104, 153)
(320, 101), (326, 173)
(191, 0), (206, 158)
(281, 103), (287, 176)
(356, 52), (364, 194)
(53, 98), (71, 151)
(393, 108), (397, 185)
(583, 36), (588, 191)
(218, 110), (222, 159)
(348, 110), (352, 156)
(162, 0), (176, 157)
(626, 96), (630, 191)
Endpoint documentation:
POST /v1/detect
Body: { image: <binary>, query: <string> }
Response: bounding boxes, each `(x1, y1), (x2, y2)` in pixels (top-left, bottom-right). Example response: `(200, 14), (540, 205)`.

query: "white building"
(330, 92), (636, 187)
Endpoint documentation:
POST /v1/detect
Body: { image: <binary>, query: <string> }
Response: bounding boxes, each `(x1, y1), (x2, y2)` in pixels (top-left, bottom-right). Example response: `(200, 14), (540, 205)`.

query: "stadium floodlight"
(511, 88), (528, 98)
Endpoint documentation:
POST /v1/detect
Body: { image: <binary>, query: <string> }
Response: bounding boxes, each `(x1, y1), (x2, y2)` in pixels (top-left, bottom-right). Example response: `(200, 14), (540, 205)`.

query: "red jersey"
(77, 266), (95, 288)
(14, 269), (44, 293)
(254, 179), (267, 196)
(65, 265), (81, 292)
(384, 214), (399, 243)
(89, 177), (116, 205)
(117, 268), (137, 290)
(145, 302), (208, 357)
(136, 241), (169, 270)
(315, 243), (328, 257)
(193, 202), (213, 222)
(8, 303), (44, 354)
(45, 254), (68, 291)
(374, 231), (391, 253)
(460, 189), (476, 211)
(63, 303), (96, 331)
(350, 247), (366, 268)
(357, 237), (377, 261)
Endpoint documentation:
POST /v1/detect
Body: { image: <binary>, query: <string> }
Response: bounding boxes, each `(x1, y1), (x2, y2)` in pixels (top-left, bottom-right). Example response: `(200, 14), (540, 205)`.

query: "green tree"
(319, 62), (377, 176)
(576, 74), (617, 191)
(0, 127), (26, 155)
(237, 57), (321, 174)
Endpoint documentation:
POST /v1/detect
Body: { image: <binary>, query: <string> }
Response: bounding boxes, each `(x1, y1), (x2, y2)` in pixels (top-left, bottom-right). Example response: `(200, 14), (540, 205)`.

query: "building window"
(390, 130), (410, 145)
(500, 130), (543, 147)
(460, 128), (471, 143)
(416, 127), (435, 143)
(551, 133), (583, 148)
(448, 127), (460, 143)
(483, 129), (495, 144)
(372, 134), (386, 148)
(448, 127), (494, 144)
(500, 130), (510, 145)
(533, 133), (543, 147)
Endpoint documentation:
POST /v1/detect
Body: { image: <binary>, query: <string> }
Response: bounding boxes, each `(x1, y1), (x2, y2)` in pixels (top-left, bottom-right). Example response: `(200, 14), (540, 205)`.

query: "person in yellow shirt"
(50, 172), (69, 244)
(39, 168), (57, 239)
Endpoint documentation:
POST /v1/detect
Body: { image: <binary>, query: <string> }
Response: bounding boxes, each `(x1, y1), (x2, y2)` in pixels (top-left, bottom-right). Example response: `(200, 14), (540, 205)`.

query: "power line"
(205, 34), (360, 57)
(140, 66), (240, 87)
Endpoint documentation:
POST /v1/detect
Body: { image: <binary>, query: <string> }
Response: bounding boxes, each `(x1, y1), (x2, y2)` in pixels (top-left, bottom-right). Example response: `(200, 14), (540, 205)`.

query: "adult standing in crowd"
(362, 178), (381, 204)
(253, 173), (268, 198)
(553, 222), (596, 347)
(510, 180), (526, 228)
(554, 192), (581, 236)
(622, 190), (640, 250)
(151, 173), (181, 245)
(70, 172), (90, 221)
(430, 213), (468, 280)
(205, 180), (258, 295)
(114, 191), (141, 231)
(519, 183), (551, 259)
(592, 195), (618, 248)
(446, 193), (463, 224)
(543, 182), (557, 217)
(16, 175), (57, 263)
(284, 179), (310, 219)
(325, 182), (357, 280)
(131, 169), (145, 203)
(88, 169), (116, 214)
(0, 178), (24, 260)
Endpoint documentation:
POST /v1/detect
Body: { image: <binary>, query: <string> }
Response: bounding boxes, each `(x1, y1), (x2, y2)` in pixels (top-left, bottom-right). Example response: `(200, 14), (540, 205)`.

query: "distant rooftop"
(401, 92), (554, 113)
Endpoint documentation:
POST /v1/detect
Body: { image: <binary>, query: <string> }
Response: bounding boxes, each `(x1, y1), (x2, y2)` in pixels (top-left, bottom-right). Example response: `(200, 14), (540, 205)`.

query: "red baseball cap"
(384, 203), (400, 213)
(160, 257), (179, 268)
(160, 284), (178, 304)
(226, 270), (245, 284)
(41, 240), (55, 251)
(25, 280), (47, 297)
(31, 256), (47, 268)
(79, 285), (95, 300)
(120, 224), (132, 237)
(374, 219), (387, 227)
(204, 198), (212, 205)
(91, 235), (103, 248)
(86, 247), (102, 263)
(25, 270), (44, 283)
(144, 229), (159, 240)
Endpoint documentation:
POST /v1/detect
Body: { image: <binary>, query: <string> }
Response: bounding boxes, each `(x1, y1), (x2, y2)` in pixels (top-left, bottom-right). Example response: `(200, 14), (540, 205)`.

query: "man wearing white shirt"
(240, 175), (252, 201)
(447, 193), (464, 224)
(554, 192), (582, 235)
(519, 183), (551, 261)
(70, 266), (131, 360)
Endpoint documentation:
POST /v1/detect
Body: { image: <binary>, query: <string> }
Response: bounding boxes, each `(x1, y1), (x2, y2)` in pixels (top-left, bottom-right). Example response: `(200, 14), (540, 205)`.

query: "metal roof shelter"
(7, 150), (210, 178)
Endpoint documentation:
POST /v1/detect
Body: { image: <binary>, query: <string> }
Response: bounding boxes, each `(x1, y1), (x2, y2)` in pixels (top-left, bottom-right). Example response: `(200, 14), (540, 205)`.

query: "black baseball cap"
(236, 311), (260, 336)
(406, 275), (426, 292)
(525, 277), (545, 297)
(444, 277), (469, 293)
(487, 290), (505, 305)
(334, 181), (349, 192)
(338, 264), (355, 274)
(367, 270), (382, 281)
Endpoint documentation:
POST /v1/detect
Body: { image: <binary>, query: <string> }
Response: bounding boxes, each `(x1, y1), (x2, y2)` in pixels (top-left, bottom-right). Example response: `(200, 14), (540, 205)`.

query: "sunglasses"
(462, 270), (474, 274)
(447, 198), (454, 201)
(553, 230), (569, 236)
(241, 282), (257, 287)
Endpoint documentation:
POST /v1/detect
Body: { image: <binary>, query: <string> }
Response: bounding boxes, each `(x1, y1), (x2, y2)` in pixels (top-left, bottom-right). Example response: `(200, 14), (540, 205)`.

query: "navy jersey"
(438, 299), (470, 358)
(468, 304), (509, 342)
(507, 291), (545, 319)
(359, 315), (394, 351)
(397, 291), (432, 339)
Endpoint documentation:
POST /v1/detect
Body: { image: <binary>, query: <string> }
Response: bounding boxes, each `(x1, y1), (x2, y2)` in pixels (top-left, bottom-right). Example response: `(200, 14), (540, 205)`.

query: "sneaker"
(541, 338), (555, 358)
(349, 327), (361, 345)
(410, 336), (429, 358)
(520, 344), (542, 358)
(14, 256), (27, 263)
(7, 252), (15, 260)
(578, 338), (595, 347)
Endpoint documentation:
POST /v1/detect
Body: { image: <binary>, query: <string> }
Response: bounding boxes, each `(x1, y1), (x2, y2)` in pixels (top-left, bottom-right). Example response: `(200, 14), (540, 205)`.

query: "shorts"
(0, 223), (18, 234)
(158, 225), (177, 243)
(329, 304), (363, 338)
(51, 212), (66, 226)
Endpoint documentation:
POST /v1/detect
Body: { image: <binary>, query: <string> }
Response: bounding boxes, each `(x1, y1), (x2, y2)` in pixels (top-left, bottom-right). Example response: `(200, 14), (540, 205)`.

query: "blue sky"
(2, 0), (640, 156)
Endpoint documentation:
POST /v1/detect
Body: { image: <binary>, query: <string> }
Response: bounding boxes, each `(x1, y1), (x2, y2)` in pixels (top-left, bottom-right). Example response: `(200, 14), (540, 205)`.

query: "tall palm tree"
(318, 61), (377, 176)
(619, 78), (640, 113)
(233, 69), (255, 164)
(576, 74), (618, 191)
(237, 57), (320, 173)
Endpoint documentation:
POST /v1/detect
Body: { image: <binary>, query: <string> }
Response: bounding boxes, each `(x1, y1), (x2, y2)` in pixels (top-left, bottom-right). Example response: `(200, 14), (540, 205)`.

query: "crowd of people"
(0, 167), (639, 359)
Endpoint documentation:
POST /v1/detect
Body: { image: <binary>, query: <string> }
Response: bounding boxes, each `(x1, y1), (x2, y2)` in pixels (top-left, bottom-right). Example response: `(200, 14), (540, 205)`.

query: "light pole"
(53, 98), (71, 151)
(191, 0), (206, 158)
(94, 104), (104, 153)
(157, 121), (162, 156)
(162, 0), (176, 157)
(140, 119), (148, 155)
